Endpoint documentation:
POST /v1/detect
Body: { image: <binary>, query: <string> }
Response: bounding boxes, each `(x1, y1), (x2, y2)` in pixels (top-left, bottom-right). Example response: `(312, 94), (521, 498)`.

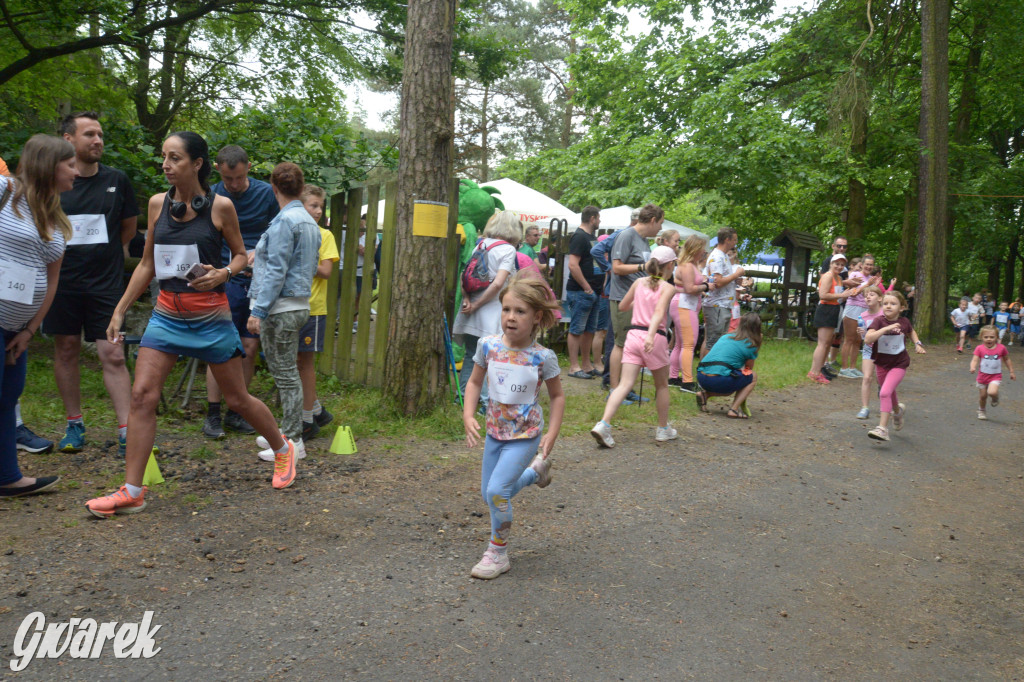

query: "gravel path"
(1, 349), (1022, 679)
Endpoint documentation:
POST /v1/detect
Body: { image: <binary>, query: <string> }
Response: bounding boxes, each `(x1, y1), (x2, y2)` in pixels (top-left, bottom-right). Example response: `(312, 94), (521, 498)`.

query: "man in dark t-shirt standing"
(202, 145), (279, 439)
(44, 111), (139, 455)
(565, 206), (603, 378)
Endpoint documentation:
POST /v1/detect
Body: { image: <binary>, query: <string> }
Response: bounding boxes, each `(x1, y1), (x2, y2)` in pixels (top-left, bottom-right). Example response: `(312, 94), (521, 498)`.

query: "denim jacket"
(248, 200), (321, 319)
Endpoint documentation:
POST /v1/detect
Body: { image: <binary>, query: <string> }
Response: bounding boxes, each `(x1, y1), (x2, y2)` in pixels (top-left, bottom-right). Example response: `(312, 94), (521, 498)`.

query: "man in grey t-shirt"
(608, 205), (662, 390)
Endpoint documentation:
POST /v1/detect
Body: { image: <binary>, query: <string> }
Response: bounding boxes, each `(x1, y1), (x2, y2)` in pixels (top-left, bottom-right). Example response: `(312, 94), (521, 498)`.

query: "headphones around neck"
(168, 186), (213, 219)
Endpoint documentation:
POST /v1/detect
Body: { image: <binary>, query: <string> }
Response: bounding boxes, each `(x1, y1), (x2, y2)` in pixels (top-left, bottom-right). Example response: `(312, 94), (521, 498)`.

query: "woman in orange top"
(807, 253), (859, 384)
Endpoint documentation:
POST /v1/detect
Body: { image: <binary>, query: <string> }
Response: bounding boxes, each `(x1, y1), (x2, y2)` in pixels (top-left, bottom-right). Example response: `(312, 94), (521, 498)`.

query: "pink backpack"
(461, 240), (511, 294)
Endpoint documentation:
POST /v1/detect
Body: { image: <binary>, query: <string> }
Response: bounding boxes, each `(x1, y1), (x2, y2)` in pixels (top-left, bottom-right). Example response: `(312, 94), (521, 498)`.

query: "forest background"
(1, 0), (1022, 310)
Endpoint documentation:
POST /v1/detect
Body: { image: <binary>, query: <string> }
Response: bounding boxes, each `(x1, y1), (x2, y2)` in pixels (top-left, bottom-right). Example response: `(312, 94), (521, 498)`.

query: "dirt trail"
(1, 349), (1022, 680)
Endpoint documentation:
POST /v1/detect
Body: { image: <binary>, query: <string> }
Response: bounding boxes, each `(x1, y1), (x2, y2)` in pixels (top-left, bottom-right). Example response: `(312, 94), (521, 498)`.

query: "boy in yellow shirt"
(298, 185), (340, 439)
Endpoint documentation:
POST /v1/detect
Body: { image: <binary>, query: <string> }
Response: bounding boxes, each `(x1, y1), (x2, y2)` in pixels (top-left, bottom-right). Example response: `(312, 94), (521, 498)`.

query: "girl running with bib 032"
(462, 273), (564, 580)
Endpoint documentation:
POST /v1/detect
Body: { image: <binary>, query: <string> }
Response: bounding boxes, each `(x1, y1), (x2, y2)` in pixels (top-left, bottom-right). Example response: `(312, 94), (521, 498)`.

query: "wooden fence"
(320, 181), (464, 387)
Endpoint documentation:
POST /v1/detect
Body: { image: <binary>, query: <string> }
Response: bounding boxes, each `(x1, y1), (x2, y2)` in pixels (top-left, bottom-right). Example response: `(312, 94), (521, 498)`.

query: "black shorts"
(42, 290), (123, 341)
(813, 303), (841, 330)
(226, 279), (259, 340)
(298, 315), (324, 353)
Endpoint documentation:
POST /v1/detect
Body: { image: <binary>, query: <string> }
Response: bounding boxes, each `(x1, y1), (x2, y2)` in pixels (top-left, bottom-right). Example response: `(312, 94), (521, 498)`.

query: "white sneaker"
(892, 403), (906, 431)
(838, 368), (856, 378)
(868, 425), (890, 441)
(848, 367), (864, 378)
(530, 454), (552, 488)
(590, 421), (614, 448)
(258, 437), (306, 462)
(978, 409), (988, 420)
(471, 546), (510, 579)
(655, 425), (678, 442)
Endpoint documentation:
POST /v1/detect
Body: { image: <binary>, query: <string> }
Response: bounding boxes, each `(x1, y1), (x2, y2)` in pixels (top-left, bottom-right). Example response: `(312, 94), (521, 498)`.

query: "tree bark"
(480, 84), (489, 182)
(894, 185), (916, 286)
(944, 10), (986, 271)
(845, 10), (870, 243)
(914, 0), (951, 339)
(1004, 231), (1017, 302)
(383, 0), (456, 415)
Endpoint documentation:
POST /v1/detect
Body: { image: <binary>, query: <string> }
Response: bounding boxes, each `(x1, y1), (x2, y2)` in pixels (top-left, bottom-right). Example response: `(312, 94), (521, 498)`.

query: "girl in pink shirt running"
(855, 285), (885, 419)
(592, 246), (678, 447)
(970, 325), (1015, 420)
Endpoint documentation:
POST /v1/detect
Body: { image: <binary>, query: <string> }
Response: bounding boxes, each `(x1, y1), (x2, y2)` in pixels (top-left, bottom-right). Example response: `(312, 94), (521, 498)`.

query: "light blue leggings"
(481, 434), (540, 545)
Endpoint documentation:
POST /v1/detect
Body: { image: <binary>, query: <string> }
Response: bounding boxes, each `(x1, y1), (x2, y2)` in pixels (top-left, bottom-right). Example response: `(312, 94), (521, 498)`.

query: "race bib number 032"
(487, 361), (539, 405)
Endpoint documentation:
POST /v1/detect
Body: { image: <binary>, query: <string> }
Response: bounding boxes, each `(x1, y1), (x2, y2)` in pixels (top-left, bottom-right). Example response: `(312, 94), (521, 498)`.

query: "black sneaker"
(302, 420), (320, 441)
(679, 381), (699, 394)
(667, 377), (683, 388)
(0, 475), (60, 497)
(202, 414), (225, 439)
(313, 406), (334, 428)
(820, 365), (838, 380)
(223, 410), (255, 434)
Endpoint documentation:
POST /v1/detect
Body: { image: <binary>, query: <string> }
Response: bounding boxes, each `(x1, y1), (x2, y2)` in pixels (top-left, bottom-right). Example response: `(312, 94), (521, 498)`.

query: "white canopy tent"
(597, 205), (705, 240)
(360, 178), (580, 233)
(481, 178), (580, 233)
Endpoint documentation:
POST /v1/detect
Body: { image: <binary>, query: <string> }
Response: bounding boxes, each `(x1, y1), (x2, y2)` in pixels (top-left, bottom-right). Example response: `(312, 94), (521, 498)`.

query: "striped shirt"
(0, 176), (66, 331)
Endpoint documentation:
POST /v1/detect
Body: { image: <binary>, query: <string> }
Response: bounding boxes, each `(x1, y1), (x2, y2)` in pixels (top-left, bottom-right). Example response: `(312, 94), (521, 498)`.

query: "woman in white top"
(0, 135), (76, 497)
(454, 211), (521, 404)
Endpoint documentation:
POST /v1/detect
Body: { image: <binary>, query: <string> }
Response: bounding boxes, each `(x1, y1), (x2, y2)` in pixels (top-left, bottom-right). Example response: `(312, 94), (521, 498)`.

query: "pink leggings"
(875, 365), (906, 413)
(670, 299), (700, 382)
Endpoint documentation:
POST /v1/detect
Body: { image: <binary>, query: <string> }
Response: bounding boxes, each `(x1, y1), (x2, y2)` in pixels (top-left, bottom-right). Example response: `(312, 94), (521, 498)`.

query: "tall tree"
(914, 0), (951, 338)
(383, 0), (456, 414)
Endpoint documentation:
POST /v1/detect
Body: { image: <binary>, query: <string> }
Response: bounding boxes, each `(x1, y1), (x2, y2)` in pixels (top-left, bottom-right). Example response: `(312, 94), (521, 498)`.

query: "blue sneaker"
(627, 391), (650, 403)
(15, 424), (53, 454)
(610, 391), (635, 407)
(118, 431), (127, 457)
(59, 422), (86, 452)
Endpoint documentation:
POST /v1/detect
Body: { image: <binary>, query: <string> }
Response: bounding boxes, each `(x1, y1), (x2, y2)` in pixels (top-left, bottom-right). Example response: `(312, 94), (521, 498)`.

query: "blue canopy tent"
(707, 237), (784, 268)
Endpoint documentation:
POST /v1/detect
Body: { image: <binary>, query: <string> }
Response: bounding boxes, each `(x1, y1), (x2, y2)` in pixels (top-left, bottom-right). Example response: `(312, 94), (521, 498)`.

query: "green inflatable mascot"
(453, 179), (504, 363)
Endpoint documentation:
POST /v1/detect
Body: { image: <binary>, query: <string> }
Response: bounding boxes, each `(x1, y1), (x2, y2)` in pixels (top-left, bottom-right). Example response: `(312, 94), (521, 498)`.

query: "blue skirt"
(141, 292), (244, 364)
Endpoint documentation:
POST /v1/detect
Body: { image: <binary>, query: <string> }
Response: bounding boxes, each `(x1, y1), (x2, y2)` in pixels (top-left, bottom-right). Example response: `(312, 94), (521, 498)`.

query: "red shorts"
(976, 372), (1001, 388)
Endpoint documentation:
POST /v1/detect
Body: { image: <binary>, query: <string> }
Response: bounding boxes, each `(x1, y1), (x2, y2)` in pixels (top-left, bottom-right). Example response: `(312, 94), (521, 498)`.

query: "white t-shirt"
(0, 177), (66, 330)
(950, 308), (970, 327)
(453, 238), (517, 338)
(704, 248), (734, 308)
(966, 302), (981, 323)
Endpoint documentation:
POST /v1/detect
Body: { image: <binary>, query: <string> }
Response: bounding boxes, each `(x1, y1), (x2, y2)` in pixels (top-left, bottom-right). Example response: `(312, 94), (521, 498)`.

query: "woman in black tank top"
(86, 132), (295, 518)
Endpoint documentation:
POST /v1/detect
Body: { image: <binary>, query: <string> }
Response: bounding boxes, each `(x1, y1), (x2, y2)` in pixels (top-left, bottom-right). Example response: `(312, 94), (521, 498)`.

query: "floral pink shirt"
(473, 335), (560, 440)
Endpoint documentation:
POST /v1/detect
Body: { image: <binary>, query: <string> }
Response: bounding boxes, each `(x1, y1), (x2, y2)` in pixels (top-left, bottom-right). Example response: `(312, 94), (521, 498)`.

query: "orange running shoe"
(85, 485), (147, 518)
(272, 439), (296, 489)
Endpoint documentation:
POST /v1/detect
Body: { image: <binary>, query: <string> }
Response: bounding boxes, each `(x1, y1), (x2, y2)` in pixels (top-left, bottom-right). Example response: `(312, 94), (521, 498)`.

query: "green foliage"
(203, 103), (398, 194)
(500, 0), (1024, 292)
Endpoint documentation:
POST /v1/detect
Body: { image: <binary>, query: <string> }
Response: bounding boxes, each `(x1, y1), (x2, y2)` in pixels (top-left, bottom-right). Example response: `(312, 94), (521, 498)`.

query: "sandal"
(695, 389), (709, 413)
(726, 408), (748, 419)
(588, 368), (603, 376)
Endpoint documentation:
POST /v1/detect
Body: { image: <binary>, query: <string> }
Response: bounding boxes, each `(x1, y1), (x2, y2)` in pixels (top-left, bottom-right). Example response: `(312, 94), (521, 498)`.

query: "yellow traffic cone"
(142, 448), (164, 486)
(329, 425), (357, 455)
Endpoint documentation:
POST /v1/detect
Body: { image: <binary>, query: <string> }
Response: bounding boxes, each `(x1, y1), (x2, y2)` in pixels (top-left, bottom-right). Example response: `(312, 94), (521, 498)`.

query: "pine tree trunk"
(383, 0), (456, 415)
(944, 13), (986, 270)
(1004, 231), (1017, 302)
(480, 85), (489, 182)
(894, 186), (916, 286)
(914, 0), (951, 338)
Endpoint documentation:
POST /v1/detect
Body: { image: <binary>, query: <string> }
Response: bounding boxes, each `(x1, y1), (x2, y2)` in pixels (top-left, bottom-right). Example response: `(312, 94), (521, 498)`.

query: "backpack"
(462, 240), (512, 294)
